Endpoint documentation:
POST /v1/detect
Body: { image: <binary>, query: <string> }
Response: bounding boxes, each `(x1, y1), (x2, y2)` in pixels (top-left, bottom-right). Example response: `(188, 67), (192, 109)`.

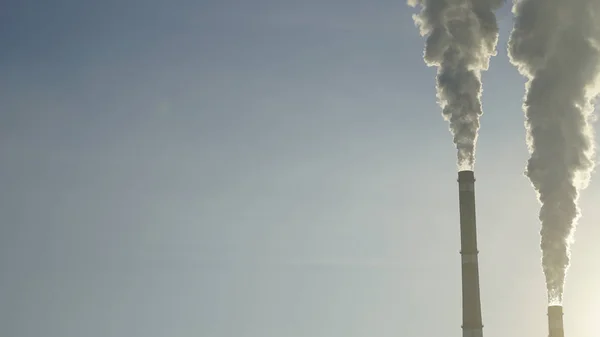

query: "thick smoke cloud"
(408, 0), (503, 169)
(508, 0), (600, 304)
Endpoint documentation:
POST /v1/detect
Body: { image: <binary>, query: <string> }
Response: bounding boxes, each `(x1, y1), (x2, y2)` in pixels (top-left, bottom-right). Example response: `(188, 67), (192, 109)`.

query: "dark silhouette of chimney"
(548, 305), (565, 337)
(458, 170), (483, 337)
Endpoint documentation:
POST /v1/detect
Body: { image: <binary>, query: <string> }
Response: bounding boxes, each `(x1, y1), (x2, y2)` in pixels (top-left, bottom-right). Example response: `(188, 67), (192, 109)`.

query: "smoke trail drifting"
(508, 0), (600, 304)
(408, 0), (503, 169)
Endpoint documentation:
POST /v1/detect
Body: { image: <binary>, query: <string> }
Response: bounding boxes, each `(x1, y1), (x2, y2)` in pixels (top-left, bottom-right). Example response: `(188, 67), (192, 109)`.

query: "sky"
(1, 1), (600, 337)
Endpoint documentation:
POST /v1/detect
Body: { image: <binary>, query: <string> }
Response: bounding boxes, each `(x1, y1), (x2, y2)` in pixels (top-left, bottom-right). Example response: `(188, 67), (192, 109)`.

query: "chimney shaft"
(548, 306), (565, 337)
(458, 171), (483, 337)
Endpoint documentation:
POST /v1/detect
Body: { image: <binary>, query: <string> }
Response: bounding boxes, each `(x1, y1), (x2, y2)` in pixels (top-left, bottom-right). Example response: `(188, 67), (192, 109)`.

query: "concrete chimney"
(548, 305), (565, 337)
(458, 170), (483, 337)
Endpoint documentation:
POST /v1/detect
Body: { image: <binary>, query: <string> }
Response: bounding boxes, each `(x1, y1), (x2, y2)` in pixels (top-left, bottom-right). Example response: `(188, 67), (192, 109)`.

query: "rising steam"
(508, 0), (600, 304)
(408, 0), (503, 169)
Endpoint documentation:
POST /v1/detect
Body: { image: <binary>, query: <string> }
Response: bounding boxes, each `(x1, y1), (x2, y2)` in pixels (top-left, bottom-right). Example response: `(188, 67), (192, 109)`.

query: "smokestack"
(548, 305), (565, 337)
(458, 170), (483, 337)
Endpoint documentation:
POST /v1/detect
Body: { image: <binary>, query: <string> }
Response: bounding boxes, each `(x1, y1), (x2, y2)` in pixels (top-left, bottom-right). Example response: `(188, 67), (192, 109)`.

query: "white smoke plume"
(508, 0), (600, 304)
(408, 0), (504, 170)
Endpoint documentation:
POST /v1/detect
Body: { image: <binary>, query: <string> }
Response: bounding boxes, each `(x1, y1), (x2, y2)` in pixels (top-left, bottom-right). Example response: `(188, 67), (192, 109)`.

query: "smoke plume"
(408, 0), (503, 169)
(508, 0), (600, 304)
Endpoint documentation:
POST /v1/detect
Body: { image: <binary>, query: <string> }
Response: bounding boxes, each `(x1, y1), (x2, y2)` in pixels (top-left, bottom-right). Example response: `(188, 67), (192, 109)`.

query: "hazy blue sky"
(2, 1), (600, 337)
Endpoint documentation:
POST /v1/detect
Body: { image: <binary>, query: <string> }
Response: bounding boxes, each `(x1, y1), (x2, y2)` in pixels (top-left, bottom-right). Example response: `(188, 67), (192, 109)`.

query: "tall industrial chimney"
(548, 305), (565, 337)
(458, 171), (483, 337)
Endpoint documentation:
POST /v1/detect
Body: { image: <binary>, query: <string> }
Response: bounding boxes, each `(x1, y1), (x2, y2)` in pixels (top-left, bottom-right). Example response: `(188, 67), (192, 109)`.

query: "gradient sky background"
(2, 1), (600, 337)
